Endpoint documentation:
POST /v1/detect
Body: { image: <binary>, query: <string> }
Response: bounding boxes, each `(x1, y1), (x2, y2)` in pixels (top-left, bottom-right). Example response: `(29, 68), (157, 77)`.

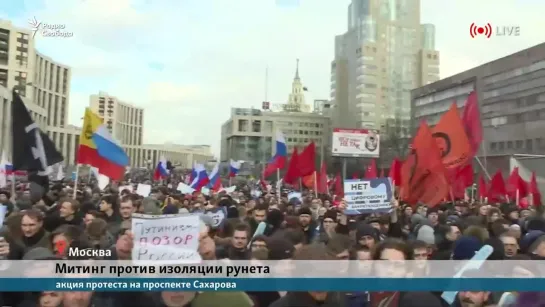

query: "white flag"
(56, 164), (64, 181)
(91, 167), (110, 190)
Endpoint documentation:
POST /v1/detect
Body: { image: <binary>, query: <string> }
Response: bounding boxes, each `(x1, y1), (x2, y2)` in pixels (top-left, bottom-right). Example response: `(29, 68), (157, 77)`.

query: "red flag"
(461, 91), (482, 157)
(432, 103), (472, 169)
(487, 170), (507, 202)
(302, 172), (315, 189)
(295, 142), (316, 177)
(352, 171), (359, 179)
(506, 167), (528, 201)
(477, 175), (487, 199)
(401, 121), (449, 207)
(317, 162), (328, 194)
(283, 148), (300, 185)
(530, 172), (542, 206)
(389, 158), (402, 186)
(365, 159), (377, 179)
(451, 164), (474, 199)
(334, 173), (343, 198)
(258, 176), (269, 190)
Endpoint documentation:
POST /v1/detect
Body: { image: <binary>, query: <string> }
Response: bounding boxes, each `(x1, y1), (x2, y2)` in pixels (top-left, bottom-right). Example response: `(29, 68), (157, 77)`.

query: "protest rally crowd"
(1, 91), (545, 307)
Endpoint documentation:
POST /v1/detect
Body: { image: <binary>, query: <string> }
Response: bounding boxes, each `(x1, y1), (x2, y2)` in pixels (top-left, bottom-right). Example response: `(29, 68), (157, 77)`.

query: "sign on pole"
(343, 178), (393, 214)
(331, 128), (380, 157)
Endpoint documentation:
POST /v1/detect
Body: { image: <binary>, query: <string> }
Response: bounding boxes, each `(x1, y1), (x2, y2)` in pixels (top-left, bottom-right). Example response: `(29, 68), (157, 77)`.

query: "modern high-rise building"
(0, 19), (77, 164)
(89, 91), (214, 168)
(89, 91), (144, 147)
(412, 43), (545, 158)
(331, 0), (439, 135)
(0, 19), (214, 169)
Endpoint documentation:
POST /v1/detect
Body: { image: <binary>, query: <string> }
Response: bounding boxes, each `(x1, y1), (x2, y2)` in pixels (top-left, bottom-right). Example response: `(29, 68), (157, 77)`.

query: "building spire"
(295, 58), (300, 79)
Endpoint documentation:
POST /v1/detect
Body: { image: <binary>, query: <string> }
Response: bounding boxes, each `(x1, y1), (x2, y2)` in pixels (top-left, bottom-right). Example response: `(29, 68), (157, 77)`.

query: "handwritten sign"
(131, 213), (201, 264)
(204, 207), (226, 229)
(343, 178), (392, 215)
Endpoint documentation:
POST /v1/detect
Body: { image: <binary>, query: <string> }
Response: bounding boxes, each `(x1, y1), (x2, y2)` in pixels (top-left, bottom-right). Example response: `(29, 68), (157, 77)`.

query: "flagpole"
(313, 171), (318, 197)
(10, 172), (15, 200)
(473, 156), (491, 180)
(72, 164), (80, 199)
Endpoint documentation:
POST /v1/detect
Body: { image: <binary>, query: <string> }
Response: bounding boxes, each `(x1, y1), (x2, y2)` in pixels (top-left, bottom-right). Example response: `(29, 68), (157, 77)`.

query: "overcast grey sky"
(3, 0), (544, 157)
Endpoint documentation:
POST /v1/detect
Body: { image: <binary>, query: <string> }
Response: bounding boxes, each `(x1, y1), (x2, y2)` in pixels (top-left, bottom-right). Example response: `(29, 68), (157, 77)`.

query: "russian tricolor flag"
(189, 161), (198, 183)
(190, 164), (209, 191)
(207, 163), (221, 191)
(229, 159), (242, 177)
(263, 130), (287, 178)
(153, 157), (169, 180)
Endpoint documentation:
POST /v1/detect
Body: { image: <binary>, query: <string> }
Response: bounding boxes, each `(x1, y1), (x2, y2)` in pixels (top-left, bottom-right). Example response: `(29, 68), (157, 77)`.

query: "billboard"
(331, 128), (380, 157)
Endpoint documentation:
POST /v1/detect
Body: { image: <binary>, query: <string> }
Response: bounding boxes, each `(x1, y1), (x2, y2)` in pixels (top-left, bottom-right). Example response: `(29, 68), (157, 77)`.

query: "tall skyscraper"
(331, 0), (439, 135)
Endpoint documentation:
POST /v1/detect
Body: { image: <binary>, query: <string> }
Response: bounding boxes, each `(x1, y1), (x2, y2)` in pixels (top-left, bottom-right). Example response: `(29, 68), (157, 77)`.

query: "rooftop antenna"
(265, 65), (269, 102)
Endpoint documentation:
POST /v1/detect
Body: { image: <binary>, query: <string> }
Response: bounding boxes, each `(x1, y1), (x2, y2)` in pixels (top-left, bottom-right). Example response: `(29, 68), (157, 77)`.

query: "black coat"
(270, 292), (347, 307)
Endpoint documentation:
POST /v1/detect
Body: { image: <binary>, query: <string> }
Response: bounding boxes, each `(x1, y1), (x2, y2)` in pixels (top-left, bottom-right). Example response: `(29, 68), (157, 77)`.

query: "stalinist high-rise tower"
(285, 59), (311, 113)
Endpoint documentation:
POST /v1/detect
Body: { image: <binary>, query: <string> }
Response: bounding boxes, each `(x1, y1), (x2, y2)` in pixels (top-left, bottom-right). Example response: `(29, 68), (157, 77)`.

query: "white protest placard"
(131, 213), (201, 264)
(136, 183), (151, 197)
(177, 182), (195, 194)
(343, 178), (393, 215)
(220, 186), (237, 194)
(287, 191), (302, 202)
(0, 205), (6, 226)
(204, 207), (226, 229)
(97, 175), (110, 191)
(250, 190), (262, 198)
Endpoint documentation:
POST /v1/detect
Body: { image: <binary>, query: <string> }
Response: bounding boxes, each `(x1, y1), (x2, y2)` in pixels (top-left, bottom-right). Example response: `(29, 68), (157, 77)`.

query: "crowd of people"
(0, 177), (543, 307)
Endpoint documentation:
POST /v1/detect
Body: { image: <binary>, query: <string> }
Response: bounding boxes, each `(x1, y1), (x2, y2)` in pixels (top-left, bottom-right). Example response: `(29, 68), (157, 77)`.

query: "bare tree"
(378, 117), (411, 168)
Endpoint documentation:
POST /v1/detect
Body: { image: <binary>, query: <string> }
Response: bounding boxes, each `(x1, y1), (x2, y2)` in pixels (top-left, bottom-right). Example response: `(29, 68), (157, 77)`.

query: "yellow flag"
(80, 108), (103, 149)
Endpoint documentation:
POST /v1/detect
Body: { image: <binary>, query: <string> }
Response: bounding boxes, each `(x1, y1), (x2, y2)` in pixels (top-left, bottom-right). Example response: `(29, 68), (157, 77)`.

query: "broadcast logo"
(470, 23), (521, 38)
(55, 240), (67, 256)
(28, 16), (74, 38)
(469, 23), (492, 38)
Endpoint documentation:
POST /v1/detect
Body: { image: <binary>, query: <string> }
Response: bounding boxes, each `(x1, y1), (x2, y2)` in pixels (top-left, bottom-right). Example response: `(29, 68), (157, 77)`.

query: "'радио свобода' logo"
(28, 16), (74, 39)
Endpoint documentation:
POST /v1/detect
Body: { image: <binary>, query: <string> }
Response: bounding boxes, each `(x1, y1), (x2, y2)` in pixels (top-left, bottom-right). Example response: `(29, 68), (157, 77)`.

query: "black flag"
(11, 89), (63, 195)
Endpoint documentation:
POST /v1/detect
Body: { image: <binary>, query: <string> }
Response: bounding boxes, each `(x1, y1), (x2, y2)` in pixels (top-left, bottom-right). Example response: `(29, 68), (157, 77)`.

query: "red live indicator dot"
(55, 240), (67, 255)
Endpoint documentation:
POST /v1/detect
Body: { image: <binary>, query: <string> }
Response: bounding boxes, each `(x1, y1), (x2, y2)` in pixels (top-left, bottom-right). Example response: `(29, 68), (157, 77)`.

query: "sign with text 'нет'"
(131, 213), (201, 264)
(343, 178), (393, 215)
(331, 128), (380, 157)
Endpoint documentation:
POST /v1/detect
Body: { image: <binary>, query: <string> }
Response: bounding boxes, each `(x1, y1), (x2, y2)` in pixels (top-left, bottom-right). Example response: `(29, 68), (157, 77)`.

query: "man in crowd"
(0, 171), (540, 307)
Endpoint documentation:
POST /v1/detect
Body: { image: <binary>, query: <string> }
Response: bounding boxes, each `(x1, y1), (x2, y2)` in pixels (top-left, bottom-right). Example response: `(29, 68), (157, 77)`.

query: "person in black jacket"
(270, 244), (347, 307)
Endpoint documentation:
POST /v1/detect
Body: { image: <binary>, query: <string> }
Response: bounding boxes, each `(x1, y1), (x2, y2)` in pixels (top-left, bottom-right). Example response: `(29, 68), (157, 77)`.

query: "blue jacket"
(346, 292), (369, 307)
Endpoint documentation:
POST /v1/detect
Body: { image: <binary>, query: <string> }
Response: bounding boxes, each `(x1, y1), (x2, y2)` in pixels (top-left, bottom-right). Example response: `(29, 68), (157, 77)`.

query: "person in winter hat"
(452, 236), (482, 260)
(416, 225), (435, 246)
(355, 223), (379, 249)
